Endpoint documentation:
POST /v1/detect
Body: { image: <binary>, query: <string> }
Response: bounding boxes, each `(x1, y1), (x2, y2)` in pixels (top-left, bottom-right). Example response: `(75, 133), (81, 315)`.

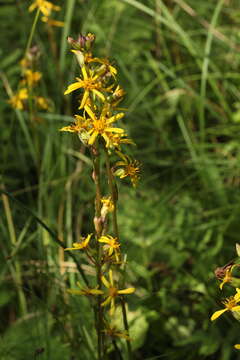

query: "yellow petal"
(105, 128), (124, 133)
(108, 113), (124, 123)
(80, 90), (89, 109)
(81, 65), (88, 80)
(28, 3), (37, 12)
(67, 289), (85, 295)
(234, 344), (240, 350)
(64, 81), (82, 95)
(59, 126), (76, 133)
(210, 308), (228, 321)
(89, 289), (104, 295)
(85, 105), (96, 121)
(110, 298), (115, 316)
(88, 131), (98, 145)
(118, 287), (135, 295)
(101, 296), (112, 307)
(92, 89), (105, 101)
(109, 270), (114, 286)
(101, 275), (110, 289)
(231, 305), (240, 312)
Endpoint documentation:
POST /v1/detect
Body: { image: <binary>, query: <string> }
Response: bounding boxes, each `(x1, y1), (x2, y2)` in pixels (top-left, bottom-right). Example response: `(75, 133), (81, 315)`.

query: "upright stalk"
(104, 147), (132, 359)
(91, 146), (104, 360)
(25, 8), (40, 56)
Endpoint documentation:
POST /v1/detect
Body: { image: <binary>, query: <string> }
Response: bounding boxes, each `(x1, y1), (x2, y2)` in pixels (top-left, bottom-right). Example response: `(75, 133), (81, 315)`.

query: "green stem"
(1, 188), (27, 316)
(104, 147), (119, 239)
(25, 8), (40, 56)
(120, 297), (132, 359)
(91, 146), (104, 360)
(104, 146), (132, 360)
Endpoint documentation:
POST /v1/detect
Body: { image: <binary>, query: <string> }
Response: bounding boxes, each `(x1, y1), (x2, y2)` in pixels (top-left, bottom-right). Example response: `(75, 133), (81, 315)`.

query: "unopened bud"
(94, 216), (102, 235)
(67, 33), (95, 51)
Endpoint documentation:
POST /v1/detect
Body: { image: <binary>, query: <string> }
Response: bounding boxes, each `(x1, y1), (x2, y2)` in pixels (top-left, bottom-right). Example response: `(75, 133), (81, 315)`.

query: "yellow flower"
(101, 197), (114, 218)
(98, 235), (120, 261)
(59, 115), (91, 145)
(68, 282), (103, 296)
(106, 132), (134, 149)
(103, 324), (130, 341)
(35, 96), (49, 110)
(41, 16), (64, 27)
(84, 104), (124, 146)
(64, 234), (92, 251)
(234, 344), (240, 350)
(9, 88), (28, 110)
(60, 115), (90, 133)
(108, 85), (125, 107)
(101, 269), (135, 315)
(23, 70), (42, 87)
(115, 154), (140, 187)
(210, 288), (240, 321)
(219, 265), (236, 290)
(64, 65), (107, 109)
(29, 0), (61, 17)
(88, 57), (117, 78)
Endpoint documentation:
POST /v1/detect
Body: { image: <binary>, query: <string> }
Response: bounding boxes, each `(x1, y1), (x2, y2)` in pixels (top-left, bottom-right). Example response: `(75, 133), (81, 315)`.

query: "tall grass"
(1, 0), (240, 359)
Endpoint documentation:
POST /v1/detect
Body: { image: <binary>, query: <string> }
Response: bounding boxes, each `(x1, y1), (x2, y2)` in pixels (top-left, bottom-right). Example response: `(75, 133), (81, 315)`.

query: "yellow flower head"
(101, 269), (135, 315)
(67, 282), (103, 296)
(98, 235), (120, 261)
(64, 234), (92, 251)
(84, 105), (124, 146)
(88, 57), (117, 79)
(219, 265), (237, 290)
(9, 88), (28, 110)
(106, 132), (134, 149)
(59, 115), (91, 145)
(23, 69), (42, 87)
(35, 96), (49, 110)
(103, 324), (130, 341)
(60, 115), (90, 133)
(29, 0), (61, 17)
(235, 344), (240, 350)
(211, 288), (240, 321)
(64, 65), (107, 109)
(115, 154), (140, 187)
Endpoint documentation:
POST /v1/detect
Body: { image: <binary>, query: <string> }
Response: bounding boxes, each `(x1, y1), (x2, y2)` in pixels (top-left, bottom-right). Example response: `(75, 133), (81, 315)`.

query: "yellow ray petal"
(210, 308), (228, 321)
(101, 275), (110, 289)
(85, 105), (96, 121)
(101, 296), (112, 307)
(118, 287), (135, 295)
(64, 81), (82, 95)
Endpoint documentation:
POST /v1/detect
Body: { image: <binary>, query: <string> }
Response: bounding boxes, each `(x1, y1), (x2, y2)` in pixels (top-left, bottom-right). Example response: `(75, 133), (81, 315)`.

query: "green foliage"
(2, 0), (240, 358)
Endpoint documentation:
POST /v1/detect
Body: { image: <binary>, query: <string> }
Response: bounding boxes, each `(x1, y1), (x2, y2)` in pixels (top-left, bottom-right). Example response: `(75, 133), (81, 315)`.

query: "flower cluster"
(62, 34), (137, 345)
(9, 47), (49, 112)
(29, 0), (64, 27)
(60, 33), (140, 187)
(211, 244), (240, 350)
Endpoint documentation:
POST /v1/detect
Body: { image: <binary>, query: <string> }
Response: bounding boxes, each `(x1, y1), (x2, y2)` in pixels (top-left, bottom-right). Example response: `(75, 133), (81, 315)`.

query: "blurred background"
(1, 0), (240, 359)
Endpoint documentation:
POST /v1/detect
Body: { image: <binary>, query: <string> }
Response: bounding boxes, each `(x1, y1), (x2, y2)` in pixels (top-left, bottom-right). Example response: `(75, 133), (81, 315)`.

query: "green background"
(1, 0), (240, 359)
